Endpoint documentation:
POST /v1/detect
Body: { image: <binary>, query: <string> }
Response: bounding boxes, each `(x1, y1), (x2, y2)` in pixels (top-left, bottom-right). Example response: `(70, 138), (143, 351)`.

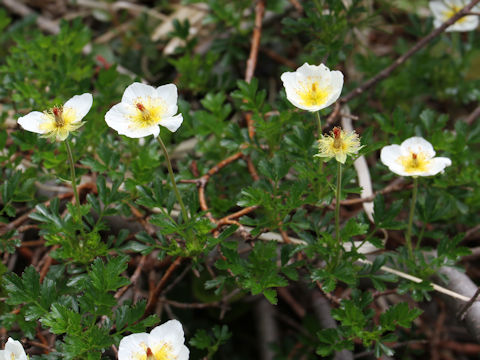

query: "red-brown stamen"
(136, 103), (146, 112)
(146, 347), (155, 360)
(52, 106), (64, 127)
(411, 153), (418, 167)
(333, 127), (342, 148)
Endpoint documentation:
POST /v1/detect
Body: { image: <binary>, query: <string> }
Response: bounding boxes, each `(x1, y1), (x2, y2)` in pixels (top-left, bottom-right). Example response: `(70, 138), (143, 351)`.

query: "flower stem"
(405, 177), (418, 261)
(315, 111), (322, 136)
(65, 140), (80, 208)
(157, 135), (189, 223)
(335, 162), (342, 252)
(65, 139), (87, 245)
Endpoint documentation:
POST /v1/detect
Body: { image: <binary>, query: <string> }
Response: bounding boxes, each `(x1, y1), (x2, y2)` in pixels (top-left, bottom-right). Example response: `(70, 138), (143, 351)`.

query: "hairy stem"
(405, 177), (418, 261)
(335, 162), (343, 255)
(157, 135), (189, 223)
(65, 140), (80, 207)
(316, 111), (322, 135)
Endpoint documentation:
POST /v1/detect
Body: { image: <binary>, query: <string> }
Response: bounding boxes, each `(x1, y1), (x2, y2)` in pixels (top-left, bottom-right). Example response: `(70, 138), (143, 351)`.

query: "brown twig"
(327, 0), (480, 126)
(458, 287), (480, 321)
(144, 257), (183, 316)
(215, 206), (259, 228)
(244, 0), (265, 140)
(197, 151), (245, 222)
(260, 48), (297, 69)
(245, 0), (266, 83)
(38, 245), (59, 283)
(465, 105), (480, 125)
(335, 178), (406, 206)
(287, 0), (303, 12)
(277, 287), (306, 318)
(114, 255), (147, 300)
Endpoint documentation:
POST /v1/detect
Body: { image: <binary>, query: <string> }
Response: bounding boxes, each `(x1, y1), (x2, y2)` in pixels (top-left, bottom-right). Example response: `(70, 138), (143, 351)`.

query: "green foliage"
(2, 258), (158, 359)
(1, 19), (93, 109)
(212, 241), (291, 304)
(1, 0), (480, 358)
(189, 325), (231, 358)
(317, 291), (422, 357)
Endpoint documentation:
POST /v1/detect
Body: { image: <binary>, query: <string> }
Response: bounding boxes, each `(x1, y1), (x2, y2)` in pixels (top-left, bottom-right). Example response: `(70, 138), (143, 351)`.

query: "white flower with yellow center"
(429, 0), (479, 32)
(315, 127), (362, 164)
(0, 338), (28, 360)
(280, 63), (343, 112)
(118, 320), (189, 360)
(105, 82), (183, 138)
(17, 93), (92, 141)
(380, 137), (452, 177)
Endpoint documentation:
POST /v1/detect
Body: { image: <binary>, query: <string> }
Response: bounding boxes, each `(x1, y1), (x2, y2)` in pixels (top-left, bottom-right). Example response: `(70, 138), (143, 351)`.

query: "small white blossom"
(280, 63), (343, 112)
(17, 93), (93, 141)
(0, 338), (28, 360)
(118, 320), (189, 360)
(429, 0), (479, 32)
(315, 127), (363, 164)
(105, 82), (183, 138)
(380, 137), (452, 177)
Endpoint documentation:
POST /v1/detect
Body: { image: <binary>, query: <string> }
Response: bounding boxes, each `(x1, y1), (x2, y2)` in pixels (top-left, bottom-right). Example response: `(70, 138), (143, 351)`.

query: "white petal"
(284, 73), (324, 111)
(160, 114), (183, 132)
(156, 84), (179, 117)
(281, 72), (308, 110)
(380, 144), (402, 168)
(296, 63), (330, 79)
(386, 163), (413, 177)
(122, 82), (156, 104)
(450, 0), (468, 7)
(63, 93), (93, 122)
(176, 345), (190, 360)
(118, 125), (160, 138)
(4, 338), (27, 360)
(425, 157), (452, 175)
(429, 1), (448, 19)
(149, 320), (185, 352)
(322, 70), (344, 108)
(455, 16), (479, 31)
(17, 111), (49, 134)
(434, 18), (445, 29)
(118, 333), (149, 360)
(400, 137), (435, 158)
(105, 103), (135, 129)
(280, 72), (297, 94)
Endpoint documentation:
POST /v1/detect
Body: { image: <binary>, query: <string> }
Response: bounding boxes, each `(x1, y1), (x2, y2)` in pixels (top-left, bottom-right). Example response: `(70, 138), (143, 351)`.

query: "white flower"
(105, 82), (183, 138)
(118, 320), (189, 360)
(315, 127), (363, 164)
(380, 137), (452, 177)
(17, 93), (93, 141)
(429, 0), (479, 32)
(280, 63), (343, 112)
(0, 338), (28, 360)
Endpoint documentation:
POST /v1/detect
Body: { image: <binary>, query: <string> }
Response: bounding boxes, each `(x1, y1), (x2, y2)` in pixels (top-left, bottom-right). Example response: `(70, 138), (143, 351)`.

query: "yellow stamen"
(129, 98), (166, 128)
(53, 107), (65, 127)
(443, 5), (467, 23)
(399, 151), (430, 173)
(296, 79), (330, 107)
(39, 106), (81, 141)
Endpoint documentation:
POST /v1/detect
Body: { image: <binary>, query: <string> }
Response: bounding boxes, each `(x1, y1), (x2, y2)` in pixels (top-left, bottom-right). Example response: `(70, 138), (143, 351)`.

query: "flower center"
(136, 103), (153, 123)
(130, 99), (165, 128)
(399, 151), (430, 173)
(142, 344), (174, 360)
(443, 5), (467, 23)
(146, 347), (156, 360)
(333, 127), (342, 149)
(297, 80), (330, 107)
(53, 106), (65, 127)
